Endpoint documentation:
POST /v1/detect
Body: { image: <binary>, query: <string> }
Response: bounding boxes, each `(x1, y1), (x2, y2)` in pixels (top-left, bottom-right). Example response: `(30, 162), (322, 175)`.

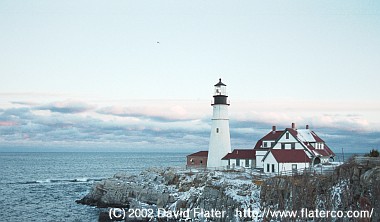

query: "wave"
(11, 178), (103, 185)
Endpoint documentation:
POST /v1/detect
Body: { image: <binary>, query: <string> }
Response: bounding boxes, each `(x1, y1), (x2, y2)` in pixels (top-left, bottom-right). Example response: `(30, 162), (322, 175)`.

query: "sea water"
(0, 152), (186, 222)
(0, 152), (359, 222)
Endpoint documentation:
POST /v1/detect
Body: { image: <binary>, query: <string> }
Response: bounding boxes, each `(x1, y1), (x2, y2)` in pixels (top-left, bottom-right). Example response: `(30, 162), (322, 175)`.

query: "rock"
(157, 193), (169, 208)
(261, 162), (380, 222)
(163, 170), (177, 185)
(78, 163), (380, 222)
(77, 169), (263, 221)
(361, 166), (380, 185)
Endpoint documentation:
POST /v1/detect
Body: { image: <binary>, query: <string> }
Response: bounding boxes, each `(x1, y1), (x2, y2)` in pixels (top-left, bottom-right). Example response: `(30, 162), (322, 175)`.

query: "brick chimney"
(291, 122), (296, 129)
(272, 125), (276, 133)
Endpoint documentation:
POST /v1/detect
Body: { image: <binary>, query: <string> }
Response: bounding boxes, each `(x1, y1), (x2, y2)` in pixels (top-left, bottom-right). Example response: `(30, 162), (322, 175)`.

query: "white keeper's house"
(186, 79), (335, 174)
(255, 123), (335, 174)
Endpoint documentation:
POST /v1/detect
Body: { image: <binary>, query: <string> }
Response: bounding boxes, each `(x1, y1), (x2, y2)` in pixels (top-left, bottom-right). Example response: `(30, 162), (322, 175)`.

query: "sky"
(1, 1), (379, 153)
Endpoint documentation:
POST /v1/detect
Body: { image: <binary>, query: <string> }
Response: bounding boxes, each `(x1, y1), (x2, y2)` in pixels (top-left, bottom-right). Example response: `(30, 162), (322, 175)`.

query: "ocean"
(0, 152), (186, 222)
(0, 152), (360, 222)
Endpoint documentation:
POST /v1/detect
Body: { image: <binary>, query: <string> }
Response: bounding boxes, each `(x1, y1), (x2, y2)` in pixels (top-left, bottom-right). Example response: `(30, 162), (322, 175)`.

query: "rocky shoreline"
(77, 158), (380, 221)
(77, 168), (262, 221)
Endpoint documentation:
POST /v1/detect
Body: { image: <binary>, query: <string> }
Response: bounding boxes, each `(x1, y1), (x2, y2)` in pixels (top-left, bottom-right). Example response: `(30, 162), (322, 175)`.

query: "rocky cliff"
(78, 159), (379, 221)
(77, 168), (262, 221)
(261, 159), (380, 221)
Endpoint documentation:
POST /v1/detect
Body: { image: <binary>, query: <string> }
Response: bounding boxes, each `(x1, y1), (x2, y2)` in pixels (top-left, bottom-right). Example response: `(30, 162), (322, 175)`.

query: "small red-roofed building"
(186, 151), (208, 168)
(221, 149), (256, 169)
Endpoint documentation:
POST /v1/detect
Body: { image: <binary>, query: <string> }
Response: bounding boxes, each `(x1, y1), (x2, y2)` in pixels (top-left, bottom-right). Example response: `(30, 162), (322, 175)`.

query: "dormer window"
(286, 132), (289, 139)
(263, 142), (267, 147)
(315, 143), (324, 149)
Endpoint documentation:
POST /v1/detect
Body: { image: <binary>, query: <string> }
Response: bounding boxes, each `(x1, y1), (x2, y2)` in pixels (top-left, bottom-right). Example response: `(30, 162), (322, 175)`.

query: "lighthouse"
(207, 78), (232, 168)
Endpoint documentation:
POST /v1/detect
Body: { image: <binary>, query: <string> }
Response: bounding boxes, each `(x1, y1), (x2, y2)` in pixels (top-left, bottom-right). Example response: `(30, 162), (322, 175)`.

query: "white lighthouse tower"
(207, 78), (232, 168)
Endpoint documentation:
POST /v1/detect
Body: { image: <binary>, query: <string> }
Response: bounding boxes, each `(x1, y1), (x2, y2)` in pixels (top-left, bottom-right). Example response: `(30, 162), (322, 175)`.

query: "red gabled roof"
(310, 131), (324, 142)
(302, 136), (335, 157)
(255, 126), (335, 159)
(253, 140), (263, 149)
(307, 143), (335, 157)
(286, 128), (299, 138)
(303, 142), (313, 149)
(269, 149), (311, 163)
(222, 149), (256, 160)
(323, 144), (335, 156)
(313, 149), (331, 156)
(254, 130), (283, 149)
(262, 130), (284, 140)
(187, 151), (208, 157)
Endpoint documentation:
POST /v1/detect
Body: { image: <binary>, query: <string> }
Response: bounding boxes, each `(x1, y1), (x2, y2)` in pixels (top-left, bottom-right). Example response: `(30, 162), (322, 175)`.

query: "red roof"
(323, 144), (335, 156)
(255, 126), (335, 159)
(286, 128), (299, 138)
(311, 131), (324, 142)
(313, 149), (331, 156)
(187, 151), (208, 157)
(269, 149), (311, 163)
(262, 130), (284, 140)
(222, 149), (256, 160)
(253, 141), (263, 149)
(307, 144), (335, 157)
(254, 130), (283, 149)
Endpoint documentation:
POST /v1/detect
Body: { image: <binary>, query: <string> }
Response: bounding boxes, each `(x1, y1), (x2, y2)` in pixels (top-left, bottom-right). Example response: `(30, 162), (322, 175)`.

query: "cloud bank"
(0, 95), (379, 153)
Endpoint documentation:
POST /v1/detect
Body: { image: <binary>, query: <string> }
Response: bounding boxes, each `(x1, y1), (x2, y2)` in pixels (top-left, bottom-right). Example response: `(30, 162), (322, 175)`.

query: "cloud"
(310, 113), (370, 131)
(0, 121), (18, 126)
(97, 103), (206, 122)
(0, 104), (212, 151)
(35, 100), (95, 113)
(11, 101), (39, 106)
(0, 97), (379, 153)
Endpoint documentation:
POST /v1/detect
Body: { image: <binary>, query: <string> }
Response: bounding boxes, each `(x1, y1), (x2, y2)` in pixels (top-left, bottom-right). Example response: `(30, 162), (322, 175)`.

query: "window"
(286, 132), (289, 139)
(236, 159), (240, 166)
(245, 159), (249, 167)
(271, 142), (275, 147)
(216, 128), (219, 133)
(267, 164), (270, 172)
(263, 142), (267, 147)
(281, 143), (285, 149)
(228, 160), (230, 166)
(292, 164), (297, 170)
(272, 164), (275, 173)
(291, 143), (295, 149)
(190, 158), (194, 165)
(200, 160), (203, 165)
